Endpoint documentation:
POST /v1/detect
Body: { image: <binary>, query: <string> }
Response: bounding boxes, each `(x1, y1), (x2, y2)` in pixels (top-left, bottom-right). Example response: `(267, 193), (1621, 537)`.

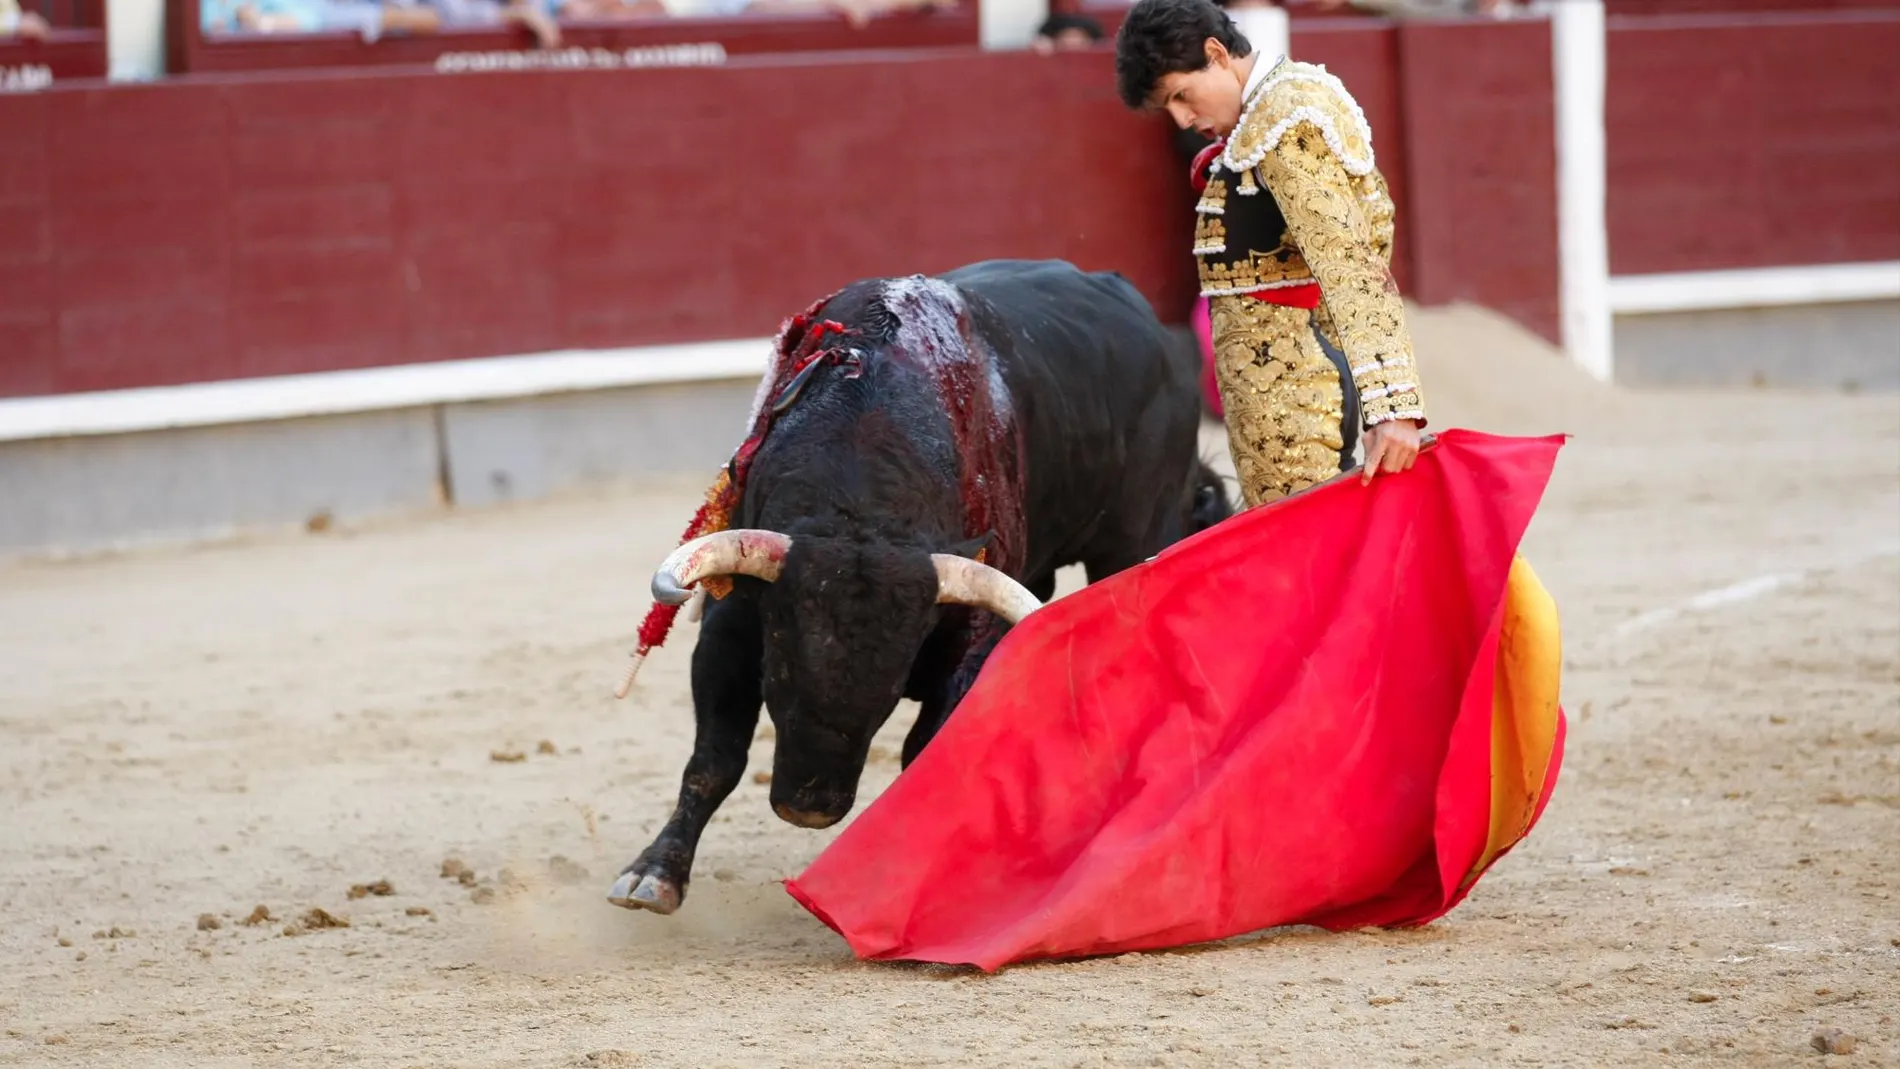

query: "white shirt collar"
(1243, 51), (1286, 102)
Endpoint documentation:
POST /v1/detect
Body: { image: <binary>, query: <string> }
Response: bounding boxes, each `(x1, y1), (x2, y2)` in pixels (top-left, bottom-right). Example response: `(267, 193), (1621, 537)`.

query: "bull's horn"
(931, 554), (1043, 624)
(652, 529), (792, 605)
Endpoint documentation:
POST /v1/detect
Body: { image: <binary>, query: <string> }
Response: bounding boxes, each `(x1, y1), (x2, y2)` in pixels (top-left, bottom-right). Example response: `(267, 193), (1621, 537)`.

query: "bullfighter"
(1115, 0), (1427, 505)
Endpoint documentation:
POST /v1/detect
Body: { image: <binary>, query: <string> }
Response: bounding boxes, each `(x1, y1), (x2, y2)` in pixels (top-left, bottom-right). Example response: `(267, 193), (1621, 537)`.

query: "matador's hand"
(1361, 419), (1421, 485)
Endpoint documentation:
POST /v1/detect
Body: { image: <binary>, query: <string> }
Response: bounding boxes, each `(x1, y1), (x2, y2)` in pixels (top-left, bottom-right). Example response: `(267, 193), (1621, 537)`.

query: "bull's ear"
(944, 531), (994, 561)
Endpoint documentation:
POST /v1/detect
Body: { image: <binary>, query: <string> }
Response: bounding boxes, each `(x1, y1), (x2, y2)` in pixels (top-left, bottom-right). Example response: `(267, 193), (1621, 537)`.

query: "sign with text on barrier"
(433, 43), (727, 75)
(0, 63), (52, 92)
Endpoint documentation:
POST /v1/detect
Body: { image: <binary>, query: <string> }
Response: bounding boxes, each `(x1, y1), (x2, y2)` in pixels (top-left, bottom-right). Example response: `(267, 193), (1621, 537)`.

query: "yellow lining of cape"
(1466, 555), (1563, 886)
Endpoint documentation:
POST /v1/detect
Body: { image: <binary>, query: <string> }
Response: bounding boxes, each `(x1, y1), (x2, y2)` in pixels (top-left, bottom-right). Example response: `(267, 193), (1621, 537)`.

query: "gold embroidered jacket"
(1194, 59), (1426, 429)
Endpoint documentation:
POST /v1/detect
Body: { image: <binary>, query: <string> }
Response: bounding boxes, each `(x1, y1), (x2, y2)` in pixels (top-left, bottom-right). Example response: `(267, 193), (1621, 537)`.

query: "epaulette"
(1217, 60), (1377, 195)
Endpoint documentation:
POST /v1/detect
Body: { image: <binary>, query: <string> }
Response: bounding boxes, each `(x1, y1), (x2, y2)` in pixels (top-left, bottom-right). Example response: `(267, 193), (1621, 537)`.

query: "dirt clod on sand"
(1812, 1030), (1858, 1055)
(284, 908), (349, 935)
(440, 856), (480, 888)
(240, 905), (272, 927)
(196, 914), (221, 931)
(536, 739), (558, 755)
(348, 879), (395, 900)
(405, 907), (434, 918)
(490, 749), (527, 763)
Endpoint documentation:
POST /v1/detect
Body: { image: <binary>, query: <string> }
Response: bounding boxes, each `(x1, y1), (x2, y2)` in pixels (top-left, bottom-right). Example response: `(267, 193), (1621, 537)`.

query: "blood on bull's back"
(942, 258), (1219, 577)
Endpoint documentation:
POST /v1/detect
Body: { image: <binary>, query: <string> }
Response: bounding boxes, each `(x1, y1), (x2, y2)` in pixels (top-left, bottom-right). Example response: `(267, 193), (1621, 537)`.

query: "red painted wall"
(1607, 0), (1894, 13)
(0, 50), (1193, 398)
(1606, 7), (1900, 275)
(0, 21), (1575, 400)
(21, 0), (104, 29)
(1398, 18), (1559, 340)
(0, 31), (106, 81)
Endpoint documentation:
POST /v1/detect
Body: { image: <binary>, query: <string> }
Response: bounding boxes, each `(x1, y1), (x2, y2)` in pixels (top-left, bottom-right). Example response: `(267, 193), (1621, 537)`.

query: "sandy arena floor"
(1, 306), (1895, 1068)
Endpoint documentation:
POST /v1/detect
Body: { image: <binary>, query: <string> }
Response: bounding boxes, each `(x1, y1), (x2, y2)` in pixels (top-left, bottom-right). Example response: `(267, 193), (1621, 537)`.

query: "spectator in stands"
(557, 0), (693, 17)
(202, 0), (558, 47)
(1031, 13), (1105, 53)
(201, 0), (443, 40)
(0, 0), (50, 39)
(559, 0), (953, 23)
(739, 0), (957, 26)
(431, 0), (561, 47)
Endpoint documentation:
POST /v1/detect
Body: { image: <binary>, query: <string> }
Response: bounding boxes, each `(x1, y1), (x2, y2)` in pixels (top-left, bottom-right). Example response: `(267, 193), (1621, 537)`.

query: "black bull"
(609, 258), (1231, 914)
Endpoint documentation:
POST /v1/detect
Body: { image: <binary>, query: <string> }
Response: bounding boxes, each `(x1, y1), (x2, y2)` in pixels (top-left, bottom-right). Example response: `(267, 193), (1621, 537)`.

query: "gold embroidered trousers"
(1209, 295), (1349, 507)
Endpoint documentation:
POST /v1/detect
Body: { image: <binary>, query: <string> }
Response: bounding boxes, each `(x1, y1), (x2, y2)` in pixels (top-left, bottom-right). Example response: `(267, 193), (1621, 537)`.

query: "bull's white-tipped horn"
(931, 554), (1043, 624)
(652, 529), (792, 605)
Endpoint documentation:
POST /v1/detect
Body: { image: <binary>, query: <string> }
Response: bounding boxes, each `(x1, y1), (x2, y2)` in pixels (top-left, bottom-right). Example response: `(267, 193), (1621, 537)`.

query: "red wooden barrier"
(1607, 0), (1894, 13)
(1606, 7), (1900, 275)
(0, 50), (1191, 398)
(0, 30), (106, 83)
(1078, 0), (1386, 33)
(24, 0), (104, 29)
(0, 0), (104, 88)
(1397, 17), (1559, 341)
(0, 22), (1576, 401)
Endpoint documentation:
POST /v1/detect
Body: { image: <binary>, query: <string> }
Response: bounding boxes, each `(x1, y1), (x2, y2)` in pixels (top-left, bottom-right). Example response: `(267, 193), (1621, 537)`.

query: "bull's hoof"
(606, 870), (682, 915)
(773, 803), (844, 830)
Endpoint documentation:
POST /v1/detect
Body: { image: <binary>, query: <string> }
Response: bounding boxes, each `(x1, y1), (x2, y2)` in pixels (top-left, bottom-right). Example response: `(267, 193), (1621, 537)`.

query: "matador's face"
(1150, 39), (1248, 140)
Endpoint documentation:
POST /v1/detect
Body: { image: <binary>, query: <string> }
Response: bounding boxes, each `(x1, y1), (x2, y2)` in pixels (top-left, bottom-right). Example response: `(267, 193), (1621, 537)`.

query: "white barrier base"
(0, 340), (776, 560)
(1610, 261), (1900, 315)
(0, 338), (775, 444)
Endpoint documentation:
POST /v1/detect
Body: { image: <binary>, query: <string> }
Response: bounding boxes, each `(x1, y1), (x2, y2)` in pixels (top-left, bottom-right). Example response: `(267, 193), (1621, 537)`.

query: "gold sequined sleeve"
(1256, 124), (1425, 429)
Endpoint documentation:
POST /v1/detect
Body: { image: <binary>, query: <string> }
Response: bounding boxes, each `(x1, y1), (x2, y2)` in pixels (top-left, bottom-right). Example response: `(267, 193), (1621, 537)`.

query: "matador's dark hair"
(1114, 0), (1253, 110)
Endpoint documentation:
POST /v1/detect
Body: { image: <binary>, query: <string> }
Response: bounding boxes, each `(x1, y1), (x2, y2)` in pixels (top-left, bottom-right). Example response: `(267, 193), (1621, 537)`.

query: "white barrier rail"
(1608, 261), (1900, 315)
(0, 339), (775, 444)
